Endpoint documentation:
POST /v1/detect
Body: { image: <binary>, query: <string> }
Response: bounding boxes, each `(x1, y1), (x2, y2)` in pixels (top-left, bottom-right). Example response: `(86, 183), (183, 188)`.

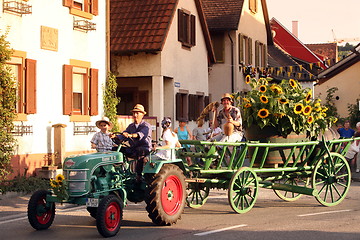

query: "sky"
(266, 0), (360, 44)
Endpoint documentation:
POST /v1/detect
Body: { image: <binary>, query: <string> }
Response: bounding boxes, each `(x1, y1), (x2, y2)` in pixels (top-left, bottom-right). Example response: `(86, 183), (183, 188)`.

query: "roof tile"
(110, 0), (178, 53)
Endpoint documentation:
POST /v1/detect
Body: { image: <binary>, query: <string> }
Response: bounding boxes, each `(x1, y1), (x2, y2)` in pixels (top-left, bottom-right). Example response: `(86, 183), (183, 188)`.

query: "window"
(188, 94), (205, 121)
(211, 32), (225, 63)
(63, 0), (98, 17)
(63, 64), (98, 116)
(178, 9), (195, 48)
(255, 41), (267, 68)
(239, 34), (252, 65)
(6, 55), (36, 114)
(249, 0), (257, 13)
(176, 92), (188, 120)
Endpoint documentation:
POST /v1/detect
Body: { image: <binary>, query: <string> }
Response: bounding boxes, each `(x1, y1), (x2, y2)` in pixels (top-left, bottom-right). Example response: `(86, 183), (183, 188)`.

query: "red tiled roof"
(110, 0), (178, 54)
(201, 0), (244, 31)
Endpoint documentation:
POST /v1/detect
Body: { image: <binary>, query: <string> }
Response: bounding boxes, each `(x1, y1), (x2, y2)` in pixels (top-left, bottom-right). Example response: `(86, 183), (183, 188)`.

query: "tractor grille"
(65, 169), (88, 196)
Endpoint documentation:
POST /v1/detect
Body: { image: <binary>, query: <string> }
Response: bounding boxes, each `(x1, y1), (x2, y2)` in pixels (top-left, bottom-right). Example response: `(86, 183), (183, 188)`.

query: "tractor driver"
(115, 104), (152, 181)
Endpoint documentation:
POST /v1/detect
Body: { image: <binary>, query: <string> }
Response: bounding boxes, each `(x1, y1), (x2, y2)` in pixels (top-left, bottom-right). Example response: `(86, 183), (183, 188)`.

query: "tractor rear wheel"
(28, 190), (55, 230)
(96, 195), (123, 238)
(145, 164), (186, 225)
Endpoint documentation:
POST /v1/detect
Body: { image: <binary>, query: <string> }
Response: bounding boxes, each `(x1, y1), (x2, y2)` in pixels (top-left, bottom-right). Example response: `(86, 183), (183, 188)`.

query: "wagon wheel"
(273, 176), (310, 202)
(312, 152), (351, 206)
(228, 167), (259, 214)
(145, 164), (186, 225)
(186, 182), (210, 208)
(28, 190), (55, 230)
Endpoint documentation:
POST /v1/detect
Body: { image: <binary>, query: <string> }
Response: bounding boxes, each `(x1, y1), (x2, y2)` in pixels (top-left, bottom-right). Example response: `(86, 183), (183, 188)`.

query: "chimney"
(292, 21), (298, 38)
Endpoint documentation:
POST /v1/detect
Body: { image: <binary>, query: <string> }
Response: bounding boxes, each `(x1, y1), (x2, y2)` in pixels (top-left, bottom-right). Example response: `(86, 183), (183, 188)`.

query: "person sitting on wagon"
(338, 120), (355, 138)
(91, 117), (118, 152)
(212, 93), (244, 142)
(115, 104), (152, 180)
(154, 117), (181, 160)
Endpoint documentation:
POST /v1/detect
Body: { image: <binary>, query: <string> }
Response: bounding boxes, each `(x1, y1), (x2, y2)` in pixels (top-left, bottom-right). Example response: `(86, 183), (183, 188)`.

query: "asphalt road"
(1, 182), (360, 240)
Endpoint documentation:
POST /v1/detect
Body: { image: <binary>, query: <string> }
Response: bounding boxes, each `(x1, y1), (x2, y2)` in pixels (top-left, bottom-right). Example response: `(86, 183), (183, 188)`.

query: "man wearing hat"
(115, 104), (152, 179)
(212, 93), (243, 142)
(91, 117), (117, 152)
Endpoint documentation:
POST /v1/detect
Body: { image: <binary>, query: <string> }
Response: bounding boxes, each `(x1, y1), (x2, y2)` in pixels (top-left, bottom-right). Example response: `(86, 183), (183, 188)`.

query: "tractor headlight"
(68, 170), (86, 180)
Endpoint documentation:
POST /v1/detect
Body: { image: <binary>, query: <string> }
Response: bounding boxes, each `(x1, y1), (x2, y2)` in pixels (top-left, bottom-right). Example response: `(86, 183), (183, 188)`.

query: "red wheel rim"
(161, 175), (183, 215)
(36, 197), (52, 224)
(105, 202), (121, 231)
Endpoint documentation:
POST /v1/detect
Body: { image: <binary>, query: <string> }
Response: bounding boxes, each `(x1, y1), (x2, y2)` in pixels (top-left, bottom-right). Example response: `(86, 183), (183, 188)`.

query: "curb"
(0, 192), (30, 200)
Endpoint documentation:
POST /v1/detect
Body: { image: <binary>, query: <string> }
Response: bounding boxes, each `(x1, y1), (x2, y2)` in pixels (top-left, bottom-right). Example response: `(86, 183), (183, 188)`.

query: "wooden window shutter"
(63, 65), (73, 115)
(91, 0), (99, 15)
(84, 0), (90, 13)
(238, 33), (244, 64)
(262, 44), (267, 67)
(190, 15), (196, 46)
(249, 37), (253, 65)
(25, 59), (37, 114)
(63, 0), (73, 7)
(178, 9), (184, 43)
(255, 41), (259, 67)
(188, 94), (195, 121)
(89, 68), (98, 116)
(176, 93), (181, 120)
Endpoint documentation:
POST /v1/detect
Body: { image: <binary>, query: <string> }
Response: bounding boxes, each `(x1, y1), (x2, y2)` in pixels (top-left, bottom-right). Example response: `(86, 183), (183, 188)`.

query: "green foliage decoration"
(347, 99), (360, 128)
(0, 30), (16, 182)
(233, 77), (337, 138)
(103, 72), (120, 132)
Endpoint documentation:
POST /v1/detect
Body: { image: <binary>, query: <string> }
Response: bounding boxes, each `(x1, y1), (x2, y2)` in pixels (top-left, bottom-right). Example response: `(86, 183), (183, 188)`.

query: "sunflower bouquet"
(234, 77), (337, 138)
(50, 174), (68, 201)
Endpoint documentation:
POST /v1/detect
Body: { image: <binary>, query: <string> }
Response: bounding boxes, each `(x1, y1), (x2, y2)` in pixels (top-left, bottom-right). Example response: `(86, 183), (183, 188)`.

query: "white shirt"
(157, 129), (179, 160)
(345, 141), (360, 159)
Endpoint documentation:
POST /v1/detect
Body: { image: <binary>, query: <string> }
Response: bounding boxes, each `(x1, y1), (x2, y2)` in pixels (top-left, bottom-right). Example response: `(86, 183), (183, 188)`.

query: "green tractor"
(27, 147), (187, 237)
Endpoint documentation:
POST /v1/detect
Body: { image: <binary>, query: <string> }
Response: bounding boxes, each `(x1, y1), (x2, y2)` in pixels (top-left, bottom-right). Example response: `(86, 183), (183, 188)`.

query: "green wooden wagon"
(179, 137), (357, 213)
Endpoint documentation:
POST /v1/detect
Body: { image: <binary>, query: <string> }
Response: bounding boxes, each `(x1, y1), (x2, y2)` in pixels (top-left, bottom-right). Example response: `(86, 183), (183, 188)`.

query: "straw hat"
(221, 93), (233, 102)
(95, 117), (113, 129)
(131, 104), (146, 115)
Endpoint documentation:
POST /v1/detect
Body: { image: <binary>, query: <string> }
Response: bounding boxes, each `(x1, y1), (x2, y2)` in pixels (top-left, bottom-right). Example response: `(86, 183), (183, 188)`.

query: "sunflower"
(274, 113), (285, 118)
(258, 108), (269, 118)
(322, 107), (328, 112)
(333, 118), (338, 123)
(278, 98), (288, 104)
(245, 75), (251, 84)
(289, 79), (297, 88)
(50, 179), (59, 188)
(307, 116), (314, 124)
(314, 107), (322, 112)
(294, 103), (304, 114)
(270, 85), (283, 94)
(305, 90), (312, 103)
(314, 102), (321, 107)
(55, 174), (65, 183)
(259, 85), (267, 93)
(303, 105), (312, 115)
(243, 98), (250, 102)
(260, 95), (268, 104)
(244, 103), (252, 108)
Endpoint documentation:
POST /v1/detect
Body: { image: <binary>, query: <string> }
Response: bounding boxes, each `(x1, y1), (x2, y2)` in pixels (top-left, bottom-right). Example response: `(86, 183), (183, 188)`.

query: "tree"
(0, 30), (17, 182)
(103, 72), (120, 132)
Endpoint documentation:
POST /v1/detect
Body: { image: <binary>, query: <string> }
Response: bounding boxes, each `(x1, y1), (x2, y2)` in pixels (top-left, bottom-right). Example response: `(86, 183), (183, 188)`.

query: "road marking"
(298, 209), (352, 217)
(194, 224), (247, 236)
(0, 216), (28, 225)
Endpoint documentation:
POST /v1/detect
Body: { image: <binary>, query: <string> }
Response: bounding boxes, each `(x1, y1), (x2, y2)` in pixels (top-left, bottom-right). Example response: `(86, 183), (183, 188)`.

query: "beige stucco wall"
(111, 0), (210, 132)
(209, 0), (268, 103)
(315, 61), (360, 118)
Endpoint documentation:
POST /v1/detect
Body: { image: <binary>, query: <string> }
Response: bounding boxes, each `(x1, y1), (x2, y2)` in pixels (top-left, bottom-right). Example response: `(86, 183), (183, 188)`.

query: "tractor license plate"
(86, 198), (99, 207)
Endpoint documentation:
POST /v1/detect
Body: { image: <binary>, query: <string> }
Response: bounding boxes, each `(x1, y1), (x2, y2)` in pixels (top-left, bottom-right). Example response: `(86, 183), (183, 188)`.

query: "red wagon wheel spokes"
(161, 175), (183, 215)
(228, 167), (259, 214)
(312, 153), (351, 207)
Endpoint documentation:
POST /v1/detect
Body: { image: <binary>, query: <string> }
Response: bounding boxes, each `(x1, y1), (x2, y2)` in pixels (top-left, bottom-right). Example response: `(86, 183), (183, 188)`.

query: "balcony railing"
(3, 1), (32, 15)
(73, 18), (96, 32)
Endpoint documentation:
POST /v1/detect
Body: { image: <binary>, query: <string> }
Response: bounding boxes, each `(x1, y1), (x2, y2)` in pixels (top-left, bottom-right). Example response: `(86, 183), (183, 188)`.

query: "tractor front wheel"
(96, 195), (123, 238)
(27, 190), (55, 230)
(145, 164), (186, 225)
